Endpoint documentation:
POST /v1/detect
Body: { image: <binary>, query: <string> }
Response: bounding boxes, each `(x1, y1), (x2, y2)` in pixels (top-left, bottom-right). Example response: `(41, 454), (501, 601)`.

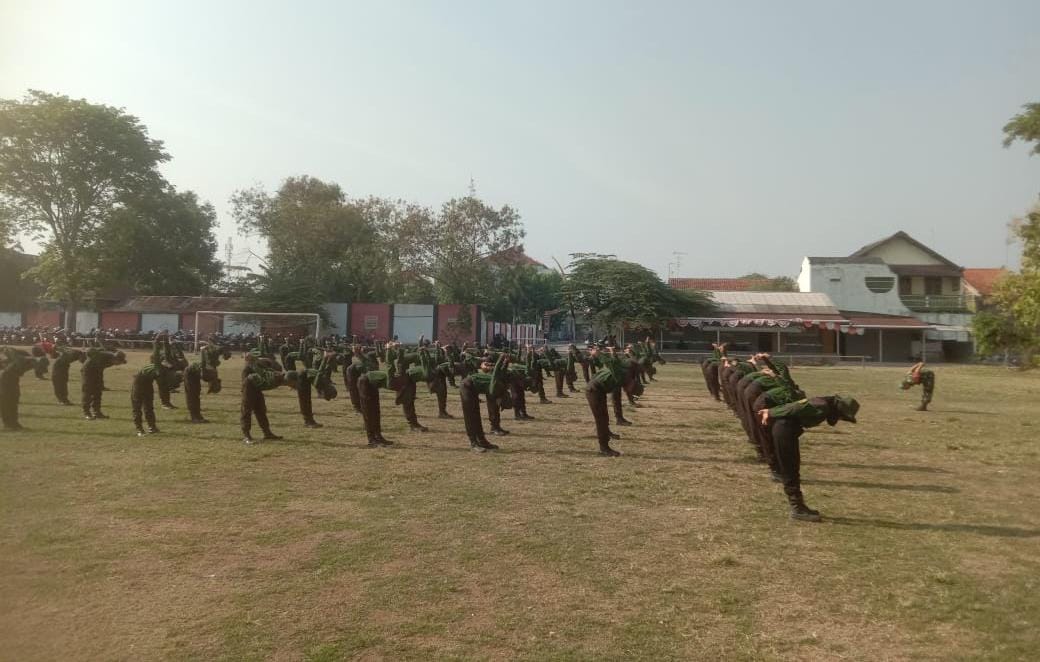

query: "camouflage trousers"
(918, 370), (935, 406)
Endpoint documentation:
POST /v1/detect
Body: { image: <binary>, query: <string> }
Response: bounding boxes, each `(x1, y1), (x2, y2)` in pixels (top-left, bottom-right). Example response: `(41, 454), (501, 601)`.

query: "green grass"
(1, 353), (1038, 660)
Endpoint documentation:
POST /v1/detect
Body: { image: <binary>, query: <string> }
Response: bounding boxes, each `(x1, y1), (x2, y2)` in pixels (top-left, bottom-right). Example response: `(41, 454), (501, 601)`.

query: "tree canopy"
(0, 91), (169, 312)
(562, 254), (713, 333)
(1003, 102), (1040, 156)
(974, 205), (1040, 365)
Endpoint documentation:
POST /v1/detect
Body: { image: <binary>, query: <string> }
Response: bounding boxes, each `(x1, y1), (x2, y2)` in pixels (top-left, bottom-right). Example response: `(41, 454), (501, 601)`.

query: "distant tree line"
(0, 90), (712, 333)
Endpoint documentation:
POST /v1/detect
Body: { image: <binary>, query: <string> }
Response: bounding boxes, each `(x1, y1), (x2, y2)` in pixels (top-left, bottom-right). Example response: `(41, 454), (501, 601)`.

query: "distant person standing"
(900, 362), (935, 411)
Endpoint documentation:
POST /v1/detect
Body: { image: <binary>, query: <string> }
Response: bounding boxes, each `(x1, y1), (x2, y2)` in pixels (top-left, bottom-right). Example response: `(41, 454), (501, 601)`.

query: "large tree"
(96, 185), (221, 295)
(562, 254), (714, 335)
(1003, 102), (1040, 156)
(394, 194), (525, 304)
(483, 265), (563, 324)
(231, 176), (395, 303)
(0, 91), (169, 325)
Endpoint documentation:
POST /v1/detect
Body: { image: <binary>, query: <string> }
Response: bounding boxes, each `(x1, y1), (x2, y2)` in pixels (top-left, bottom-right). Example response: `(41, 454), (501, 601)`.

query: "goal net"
(191, 311), (322, 352)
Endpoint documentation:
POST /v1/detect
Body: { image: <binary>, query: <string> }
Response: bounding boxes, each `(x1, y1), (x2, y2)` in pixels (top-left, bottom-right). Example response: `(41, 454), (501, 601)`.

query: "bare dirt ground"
(1, 354), (1038, 661)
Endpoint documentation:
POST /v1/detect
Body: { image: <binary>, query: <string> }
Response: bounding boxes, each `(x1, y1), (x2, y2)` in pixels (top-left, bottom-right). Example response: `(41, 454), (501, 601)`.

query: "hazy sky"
(2, 0), (1038, 277)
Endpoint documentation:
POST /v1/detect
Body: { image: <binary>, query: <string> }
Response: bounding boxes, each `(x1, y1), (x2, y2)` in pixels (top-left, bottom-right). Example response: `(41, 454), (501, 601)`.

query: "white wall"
(76, 311), (99, 332)
(322, 302), (349, 333)
(803, 262), (913, 316)
(141, 313), (180, 332)
(797, 257), (812, 293)
(392, 304), (434, 343)
(862, 237), (944, 265)
(0, 312), (22, 327)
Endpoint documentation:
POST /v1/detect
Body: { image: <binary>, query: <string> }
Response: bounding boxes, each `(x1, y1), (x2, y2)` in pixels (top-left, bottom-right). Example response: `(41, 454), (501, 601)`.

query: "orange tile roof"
(962, 268), (1007, 296)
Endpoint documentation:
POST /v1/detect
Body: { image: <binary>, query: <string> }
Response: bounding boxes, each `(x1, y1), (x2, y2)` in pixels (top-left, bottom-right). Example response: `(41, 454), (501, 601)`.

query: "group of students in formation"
(0, 332), (940, 522)
(0, 332), (665, 457)
(700, 344), (937, 521)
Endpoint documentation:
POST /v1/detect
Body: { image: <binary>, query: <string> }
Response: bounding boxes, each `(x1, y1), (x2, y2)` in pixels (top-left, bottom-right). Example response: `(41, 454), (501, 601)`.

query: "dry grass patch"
(1, 354), (1038, 660)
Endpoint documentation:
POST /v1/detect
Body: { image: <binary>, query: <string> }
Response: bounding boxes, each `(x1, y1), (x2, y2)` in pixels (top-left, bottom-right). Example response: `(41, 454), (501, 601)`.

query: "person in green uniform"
(240, 354), (286, 444)
(585, 345), (626, 457)
(1, 348), (35, 430)
(701, 342), (727, 401)
(82, 349), (126, 420)
(900, 362), (935, 411)
(506, 360), (535, 421)
(357, 368), (394, 447)
(285, 346), (337, 428)
(546, 346), (570, 398)
(182, 354), (221, 424)
(51, 346), (85, 405)
(759, 394), (860, 521)
(130, 362), (162, 436)
(459, 354), (511, 452)
(426, 342), (455, 419)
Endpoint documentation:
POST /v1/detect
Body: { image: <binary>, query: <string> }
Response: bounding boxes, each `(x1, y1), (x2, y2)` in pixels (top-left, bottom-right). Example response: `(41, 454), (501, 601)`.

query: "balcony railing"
(899, 294), (972, 313)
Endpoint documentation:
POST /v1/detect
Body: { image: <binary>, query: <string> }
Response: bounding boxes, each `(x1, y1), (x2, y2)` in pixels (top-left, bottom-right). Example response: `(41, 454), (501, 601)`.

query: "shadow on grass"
(814, 461), (953, 474)
(827, 516), (1040, 538)
(804, 478), (958, 493)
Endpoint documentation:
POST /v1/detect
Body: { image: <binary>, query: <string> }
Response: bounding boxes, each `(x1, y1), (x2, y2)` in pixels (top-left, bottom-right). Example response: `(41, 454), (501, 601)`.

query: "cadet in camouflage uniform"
(1, 348), (35, 430)
(51, 346), (85, 405)
(285, 340), (331, 428)
(700, 343), (727, 402)
(182, 349), (222, 424)
(130, 362), (162, 436)
(585, 345), (626, 456)
(240, 354), (286, 444)
(458, 353), (510, 452)
(900, 362), (935, 411)
(82, 349), (126, 420)
(759, 394), (860, 521)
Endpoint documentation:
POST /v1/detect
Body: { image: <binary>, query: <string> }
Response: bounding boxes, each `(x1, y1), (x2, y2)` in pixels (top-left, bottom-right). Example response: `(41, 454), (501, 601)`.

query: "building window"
(364, 315), (378, 330)
(950, 279), (960, 293)
(899, 276), (912, 295)
(925, 277), (941, 295)
(864, 276), (895, 293)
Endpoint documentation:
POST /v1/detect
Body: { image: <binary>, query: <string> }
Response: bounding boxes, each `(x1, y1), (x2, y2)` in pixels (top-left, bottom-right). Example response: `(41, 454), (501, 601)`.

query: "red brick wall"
(25, 309), (60, 327)
(348, 303), (391, 340)
(99, 311), (140, 331)
(435, 304), (479, 344)
(180, 313), (223, 335)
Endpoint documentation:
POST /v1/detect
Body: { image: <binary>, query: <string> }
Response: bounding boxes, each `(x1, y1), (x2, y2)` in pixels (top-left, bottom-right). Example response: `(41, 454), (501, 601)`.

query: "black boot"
(598, 442), (621, 457)
(788, 493), (821, 522)
(470, 438), (487, 453)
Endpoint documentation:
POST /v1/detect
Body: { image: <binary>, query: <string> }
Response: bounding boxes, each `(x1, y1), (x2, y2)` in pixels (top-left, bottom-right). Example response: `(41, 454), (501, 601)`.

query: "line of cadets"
(235, 334), (664, 455)
(700, 343), (860, 522)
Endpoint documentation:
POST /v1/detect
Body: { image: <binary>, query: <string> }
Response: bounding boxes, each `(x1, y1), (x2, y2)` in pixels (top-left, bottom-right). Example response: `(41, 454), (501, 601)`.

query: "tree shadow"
(804, 478), (958, 494)
(812, 461), (953, 475)
(827, 516), (1040, 539)
(930, 409), (999, 417)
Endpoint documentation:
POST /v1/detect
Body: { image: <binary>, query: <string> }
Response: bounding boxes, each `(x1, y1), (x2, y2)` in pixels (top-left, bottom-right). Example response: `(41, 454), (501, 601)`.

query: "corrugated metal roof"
(707, 290), (842, 315)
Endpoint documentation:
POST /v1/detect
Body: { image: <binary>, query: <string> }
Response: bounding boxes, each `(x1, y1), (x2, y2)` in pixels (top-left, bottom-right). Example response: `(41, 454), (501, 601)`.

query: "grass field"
(1, 352), (1038, 661)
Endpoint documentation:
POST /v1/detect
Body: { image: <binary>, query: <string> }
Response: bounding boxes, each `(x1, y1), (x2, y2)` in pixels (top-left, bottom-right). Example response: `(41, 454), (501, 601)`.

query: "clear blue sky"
(2, 0), (1038, 277)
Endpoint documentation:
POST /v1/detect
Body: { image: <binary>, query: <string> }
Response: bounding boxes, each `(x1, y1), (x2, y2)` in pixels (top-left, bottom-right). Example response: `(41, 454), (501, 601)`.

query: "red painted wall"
(25, 309), (60, 327)
(99, 311), (140, 331)
(181, 313), (223, 335)
(435, 304), (479, 344)
(348, 303), (391, 340)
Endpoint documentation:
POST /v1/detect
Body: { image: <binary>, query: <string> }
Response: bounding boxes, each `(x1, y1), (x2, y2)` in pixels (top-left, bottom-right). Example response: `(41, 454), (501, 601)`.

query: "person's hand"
(759, 409), (771, 426)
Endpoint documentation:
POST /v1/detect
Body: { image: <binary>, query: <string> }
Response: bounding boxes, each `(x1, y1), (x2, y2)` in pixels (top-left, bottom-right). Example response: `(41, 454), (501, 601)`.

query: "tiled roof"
(669, 278), (772, 291)
(962, 268), (1007, 296)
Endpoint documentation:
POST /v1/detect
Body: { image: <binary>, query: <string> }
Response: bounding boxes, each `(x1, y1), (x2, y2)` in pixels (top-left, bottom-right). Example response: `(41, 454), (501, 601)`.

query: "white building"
(798, 231), (974, 361)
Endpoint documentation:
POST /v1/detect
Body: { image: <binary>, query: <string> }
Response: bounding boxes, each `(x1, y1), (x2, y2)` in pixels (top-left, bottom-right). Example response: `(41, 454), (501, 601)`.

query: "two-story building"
(798, 231), (976, 361)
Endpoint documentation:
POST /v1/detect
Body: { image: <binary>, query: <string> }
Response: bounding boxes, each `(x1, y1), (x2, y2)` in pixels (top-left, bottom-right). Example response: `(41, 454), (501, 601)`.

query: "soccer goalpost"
(192, 311), (322, 352)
